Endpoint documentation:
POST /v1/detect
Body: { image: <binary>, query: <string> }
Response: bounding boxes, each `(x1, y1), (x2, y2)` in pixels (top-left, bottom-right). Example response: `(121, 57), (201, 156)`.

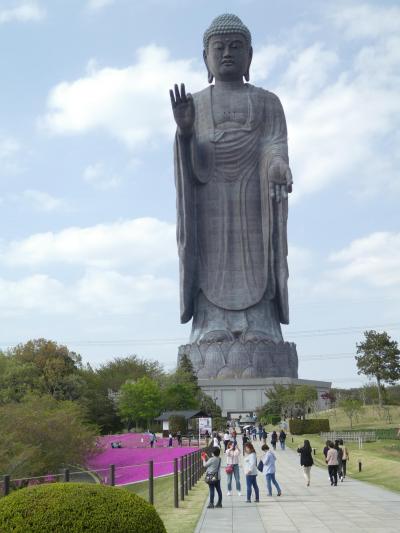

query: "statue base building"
(197, 376), (332, 418)
(178, 340), (330, 417)
(178, 340), (298, 379)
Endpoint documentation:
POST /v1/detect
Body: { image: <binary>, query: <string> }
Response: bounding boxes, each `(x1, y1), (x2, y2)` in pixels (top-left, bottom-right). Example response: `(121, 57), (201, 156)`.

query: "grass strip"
(124, 474), (208, 533)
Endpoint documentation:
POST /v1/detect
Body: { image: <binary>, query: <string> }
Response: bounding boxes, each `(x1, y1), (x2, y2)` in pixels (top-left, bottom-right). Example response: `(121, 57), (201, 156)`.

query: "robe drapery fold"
(174, 84), (290, 325)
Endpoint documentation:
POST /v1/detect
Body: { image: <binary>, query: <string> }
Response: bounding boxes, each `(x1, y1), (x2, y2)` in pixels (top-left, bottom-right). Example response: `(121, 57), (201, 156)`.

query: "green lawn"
(316, 404), (400, 430)
(124, 474), (208, 533)
(287, 434), (400, 493)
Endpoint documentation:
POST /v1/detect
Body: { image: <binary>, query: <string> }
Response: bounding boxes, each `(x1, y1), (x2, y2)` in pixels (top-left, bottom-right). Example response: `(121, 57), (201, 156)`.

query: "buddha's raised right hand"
(169, 83), (195, 137)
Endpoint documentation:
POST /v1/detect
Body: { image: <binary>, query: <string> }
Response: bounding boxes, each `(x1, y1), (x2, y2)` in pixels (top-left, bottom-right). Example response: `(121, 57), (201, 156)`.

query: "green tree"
(0, 395), (98, 478)
(177, 354), (198, 386)
(0, 355), (41, 404)
(339, 398), (363, 429)
(5, 339), (84, 400)
(265, 384), (297, 418)
(118, 377), (162, 429)
(162, 382), (199, 410)
(294, 385), (318, 419)
(161, 356), (202, 411)
(78, 367), (123, 434)
(96, 356), (164, 393)
(356, 330), (400, 407)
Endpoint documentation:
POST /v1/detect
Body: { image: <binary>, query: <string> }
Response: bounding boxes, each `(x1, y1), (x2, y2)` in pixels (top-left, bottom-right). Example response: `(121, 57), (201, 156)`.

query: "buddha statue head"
(203, 13), (253, 84)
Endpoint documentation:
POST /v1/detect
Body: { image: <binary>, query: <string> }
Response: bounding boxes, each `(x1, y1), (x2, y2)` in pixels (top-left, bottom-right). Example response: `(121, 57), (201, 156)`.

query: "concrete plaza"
(195, 440), (400, 533)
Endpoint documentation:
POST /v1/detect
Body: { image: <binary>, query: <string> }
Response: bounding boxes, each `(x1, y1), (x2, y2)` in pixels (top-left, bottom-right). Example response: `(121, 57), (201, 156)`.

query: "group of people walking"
(323, 439), (349, 486)
(202, 431), (283, 508)
(202, 428), (351, 509)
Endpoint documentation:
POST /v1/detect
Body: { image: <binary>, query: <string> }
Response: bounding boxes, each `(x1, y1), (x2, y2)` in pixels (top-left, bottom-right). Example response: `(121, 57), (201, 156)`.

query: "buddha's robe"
(174, 84), (290, 327)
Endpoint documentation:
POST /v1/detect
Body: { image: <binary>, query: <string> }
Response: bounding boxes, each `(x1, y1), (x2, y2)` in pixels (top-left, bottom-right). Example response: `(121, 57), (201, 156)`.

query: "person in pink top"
(225, 441), (241, 496)
(326, 441), (338, 486)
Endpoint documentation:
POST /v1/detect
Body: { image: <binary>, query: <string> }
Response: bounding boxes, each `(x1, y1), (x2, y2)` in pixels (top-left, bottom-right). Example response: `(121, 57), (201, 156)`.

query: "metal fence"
(0, 448), (207, 508)
(321, 431), (376, 442)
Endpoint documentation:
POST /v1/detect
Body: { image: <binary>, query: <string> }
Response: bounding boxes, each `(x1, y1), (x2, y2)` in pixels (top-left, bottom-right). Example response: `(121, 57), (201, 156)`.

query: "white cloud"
(329, 232), (400, 288)
(76, 270), (175, 313)
(277, 35), (400, 200)
(1, 217), (176, 269)
(0, 270), (176, 317)
(41, 45), (204, 148)
(83, 162), (121, 190)
(0, 216), (178, 317)
(0, 2), (45, 24)
(251, 44), (287, 82)
(22, 189), (68, 212)
(332, 4), (400, 40)
(0, 275), (71, 316)
(87, 0), (115, 11)
(281, 43), (339, 98)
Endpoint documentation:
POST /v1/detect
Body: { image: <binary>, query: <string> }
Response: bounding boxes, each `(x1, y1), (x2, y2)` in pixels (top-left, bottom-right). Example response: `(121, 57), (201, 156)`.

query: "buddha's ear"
(244, 46), (253, 82)
(203, 49), (214, 84)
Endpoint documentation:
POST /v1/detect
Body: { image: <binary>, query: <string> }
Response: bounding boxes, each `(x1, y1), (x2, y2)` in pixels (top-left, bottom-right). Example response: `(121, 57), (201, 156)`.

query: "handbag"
(225, 464), (234, 474)
(257, 459), (264, 473)
(205, 458), (221, 485)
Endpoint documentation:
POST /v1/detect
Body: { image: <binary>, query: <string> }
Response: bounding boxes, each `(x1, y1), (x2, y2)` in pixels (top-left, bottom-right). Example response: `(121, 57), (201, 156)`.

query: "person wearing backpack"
(202, 447), (222, 508)
(297, 439), (314, 486)
(262, 428), (268, 445)
(261, 444), (282, 496)
(225, 441), (241, 496)
(243, 442), (259, 503)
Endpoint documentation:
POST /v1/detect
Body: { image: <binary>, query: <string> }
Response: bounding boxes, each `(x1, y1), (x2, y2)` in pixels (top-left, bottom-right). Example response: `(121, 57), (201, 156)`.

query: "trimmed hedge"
(0, 482), (166, 533)
(289, 419), (330, 435)
(375, 428), (399, 440)
(265, 414), (281, 426)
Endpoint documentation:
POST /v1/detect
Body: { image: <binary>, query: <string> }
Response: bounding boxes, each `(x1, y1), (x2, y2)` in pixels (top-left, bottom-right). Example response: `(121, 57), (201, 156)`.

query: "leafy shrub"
(375, 428), (399, 440)
(289, 419), (330, 435)
(266, 414), (281, 426)
(168, 415), (187, 435)
(0, 482), (166, 533)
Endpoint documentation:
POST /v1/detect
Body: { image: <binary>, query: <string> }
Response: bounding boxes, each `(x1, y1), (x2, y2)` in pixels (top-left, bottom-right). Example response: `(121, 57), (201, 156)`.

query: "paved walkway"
(195, 440), (400, 533)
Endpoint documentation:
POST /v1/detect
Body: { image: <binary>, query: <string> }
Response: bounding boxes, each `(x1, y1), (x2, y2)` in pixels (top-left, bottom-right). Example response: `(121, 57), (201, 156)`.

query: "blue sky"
(0, 0), (399, 387)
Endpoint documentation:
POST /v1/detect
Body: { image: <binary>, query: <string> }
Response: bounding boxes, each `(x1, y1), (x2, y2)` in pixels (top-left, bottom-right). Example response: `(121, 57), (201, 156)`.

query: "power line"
(0, 321), (399, 348)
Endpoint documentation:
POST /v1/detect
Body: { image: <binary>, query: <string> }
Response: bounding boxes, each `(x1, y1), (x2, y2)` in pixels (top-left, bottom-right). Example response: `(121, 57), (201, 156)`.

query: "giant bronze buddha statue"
(170, 14), (298, 379)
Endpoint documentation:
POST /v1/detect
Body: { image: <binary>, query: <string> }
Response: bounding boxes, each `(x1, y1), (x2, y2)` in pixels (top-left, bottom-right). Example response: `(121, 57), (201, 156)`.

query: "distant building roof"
(155, 410), (210, 422)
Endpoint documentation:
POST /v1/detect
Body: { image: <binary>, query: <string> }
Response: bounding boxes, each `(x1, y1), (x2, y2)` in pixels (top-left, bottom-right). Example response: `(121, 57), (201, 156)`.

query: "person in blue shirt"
(261, 444), (282, 496)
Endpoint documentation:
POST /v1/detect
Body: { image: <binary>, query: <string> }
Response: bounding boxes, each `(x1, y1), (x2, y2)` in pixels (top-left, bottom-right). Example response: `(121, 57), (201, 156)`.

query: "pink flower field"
(86, 434), (198, 485)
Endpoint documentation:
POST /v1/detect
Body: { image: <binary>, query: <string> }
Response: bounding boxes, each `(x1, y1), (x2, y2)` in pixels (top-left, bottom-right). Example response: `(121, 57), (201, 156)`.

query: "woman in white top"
(212, 432), (220, 448)
(243, 442), (259, 503)
(225, 441), (241, 496)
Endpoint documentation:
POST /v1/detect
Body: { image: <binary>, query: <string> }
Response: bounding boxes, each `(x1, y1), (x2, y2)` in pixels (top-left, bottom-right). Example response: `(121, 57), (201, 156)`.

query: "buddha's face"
(204, 33), (252, 82)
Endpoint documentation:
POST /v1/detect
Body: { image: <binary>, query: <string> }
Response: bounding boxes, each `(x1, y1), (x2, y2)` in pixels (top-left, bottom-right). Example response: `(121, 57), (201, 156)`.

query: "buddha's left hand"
(269, 160), (293, 202)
